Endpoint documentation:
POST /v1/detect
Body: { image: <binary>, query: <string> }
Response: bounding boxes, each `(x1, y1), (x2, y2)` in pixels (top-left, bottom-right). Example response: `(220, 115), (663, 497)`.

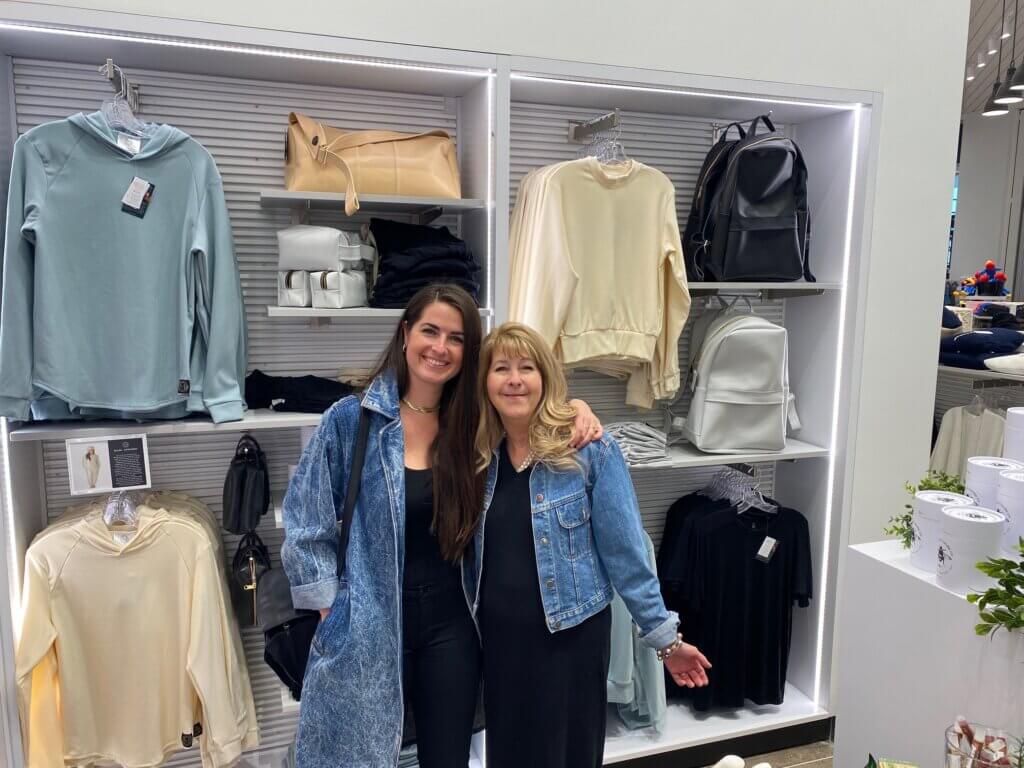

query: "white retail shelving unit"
(0, 5), (880, 767)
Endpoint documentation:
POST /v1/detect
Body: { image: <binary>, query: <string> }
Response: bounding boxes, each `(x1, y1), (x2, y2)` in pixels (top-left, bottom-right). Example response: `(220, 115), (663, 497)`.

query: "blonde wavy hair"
(475, 323), (579, 473)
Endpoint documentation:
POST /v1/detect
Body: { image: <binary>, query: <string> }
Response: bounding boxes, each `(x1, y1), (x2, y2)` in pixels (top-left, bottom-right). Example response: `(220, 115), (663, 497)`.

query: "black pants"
(402, 581), (481, 768)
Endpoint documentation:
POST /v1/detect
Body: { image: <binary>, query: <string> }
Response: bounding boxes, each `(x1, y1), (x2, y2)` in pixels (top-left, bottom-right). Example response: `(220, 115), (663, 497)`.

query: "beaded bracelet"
(656, 632), (685, 661)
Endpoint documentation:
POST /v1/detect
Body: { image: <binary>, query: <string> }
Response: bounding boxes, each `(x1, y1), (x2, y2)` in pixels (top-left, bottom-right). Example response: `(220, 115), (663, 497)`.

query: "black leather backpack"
(222, 435), (270, 534)
(682, 114), (813, 283)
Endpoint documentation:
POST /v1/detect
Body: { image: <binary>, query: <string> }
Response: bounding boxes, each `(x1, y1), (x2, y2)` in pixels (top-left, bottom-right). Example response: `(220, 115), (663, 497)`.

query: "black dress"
(479, 444), (611, 768)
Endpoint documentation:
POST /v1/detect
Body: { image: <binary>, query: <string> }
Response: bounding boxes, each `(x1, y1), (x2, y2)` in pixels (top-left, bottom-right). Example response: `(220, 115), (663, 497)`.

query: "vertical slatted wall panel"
(12, 58), (471, 767)
(12, 58), (462, 377)
(934, 370), (1024, 432)
(509, 101), (782, 539)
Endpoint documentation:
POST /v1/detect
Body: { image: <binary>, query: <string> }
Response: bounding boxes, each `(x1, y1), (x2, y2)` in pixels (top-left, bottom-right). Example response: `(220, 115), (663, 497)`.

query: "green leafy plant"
(967, 538), (1024, 637)
(885, 471), (966, 549)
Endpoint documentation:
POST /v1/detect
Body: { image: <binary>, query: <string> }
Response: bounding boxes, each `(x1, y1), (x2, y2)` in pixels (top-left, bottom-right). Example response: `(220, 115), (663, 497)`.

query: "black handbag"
(223, 435), (270, 534)
(231, 531), (272, 626)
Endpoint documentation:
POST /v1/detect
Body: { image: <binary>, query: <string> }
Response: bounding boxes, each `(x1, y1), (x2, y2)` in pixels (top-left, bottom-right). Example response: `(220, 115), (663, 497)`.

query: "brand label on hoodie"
(116, 132), (141, 155)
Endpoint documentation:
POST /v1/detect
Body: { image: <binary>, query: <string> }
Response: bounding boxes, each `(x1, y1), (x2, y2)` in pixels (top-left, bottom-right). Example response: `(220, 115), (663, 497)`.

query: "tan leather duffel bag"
(284, 112), (462, 215)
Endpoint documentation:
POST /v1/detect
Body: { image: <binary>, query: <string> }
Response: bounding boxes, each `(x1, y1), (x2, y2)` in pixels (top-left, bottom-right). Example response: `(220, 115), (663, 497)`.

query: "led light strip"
(0, 22), (492, 77)
(487, 73), (495, 319)
(512, 73), (859, 112)
(814, 104), (862, 708)
(1, 419), (17, 619)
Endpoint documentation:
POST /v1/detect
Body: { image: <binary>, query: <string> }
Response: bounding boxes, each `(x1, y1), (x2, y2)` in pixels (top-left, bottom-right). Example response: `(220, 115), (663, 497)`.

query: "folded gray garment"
(607, 421), (668, 464)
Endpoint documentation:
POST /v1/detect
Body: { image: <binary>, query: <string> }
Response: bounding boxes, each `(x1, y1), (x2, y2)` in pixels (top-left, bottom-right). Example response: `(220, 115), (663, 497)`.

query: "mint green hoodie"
(0, 111), (246, 423)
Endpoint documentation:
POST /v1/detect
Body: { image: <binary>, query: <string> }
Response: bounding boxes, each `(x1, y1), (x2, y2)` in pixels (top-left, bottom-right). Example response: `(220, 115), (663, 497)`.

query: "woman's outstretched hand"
(665, 643), (712, 688)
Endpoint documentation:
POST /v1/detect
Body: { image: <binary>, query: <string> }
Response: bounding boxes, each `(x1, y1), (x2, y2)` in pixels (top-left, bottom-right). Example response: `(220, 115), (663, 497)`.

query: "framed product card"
(65, 434), (151, 496)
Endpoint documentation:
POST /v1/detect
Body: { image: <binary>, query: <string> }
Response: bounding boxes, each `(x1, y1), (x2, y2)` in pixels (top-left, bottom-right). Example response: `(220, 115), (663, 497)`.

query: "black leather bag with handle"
(223, 435), (271, 535)
(231, 531), (273, 626)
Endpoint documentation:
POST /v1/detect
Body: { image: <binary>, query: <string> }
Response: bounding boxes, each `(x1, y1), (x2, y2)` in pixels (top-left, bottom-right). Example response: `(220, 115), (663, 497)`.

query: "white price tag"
(116, 133), (141, 155)
(121, 176), (150, 209)
(756, 536), (778, 562)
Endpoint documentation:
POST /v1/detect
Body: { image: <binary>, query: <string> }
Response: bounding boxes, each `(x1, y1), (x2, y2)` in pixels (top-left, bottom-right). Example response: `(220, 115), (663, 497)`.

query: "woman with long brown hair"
(281, 285), (602, 768)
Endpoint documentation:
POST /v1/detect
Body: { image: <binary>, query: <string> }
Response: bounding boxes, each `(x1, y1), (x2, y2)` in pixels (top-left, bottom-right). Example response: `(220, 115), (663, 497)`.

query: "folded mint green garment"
(0, 111), (246, 423)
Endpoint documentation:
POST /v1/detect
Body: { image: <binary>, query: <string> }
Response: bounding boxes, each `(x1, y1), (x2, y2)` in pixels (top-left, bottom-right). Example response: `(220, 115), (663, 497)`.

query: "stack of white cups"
(996, 470), (1024, 553)
(1003, 407), (1024, 463)
(964, 456), (1023, 508)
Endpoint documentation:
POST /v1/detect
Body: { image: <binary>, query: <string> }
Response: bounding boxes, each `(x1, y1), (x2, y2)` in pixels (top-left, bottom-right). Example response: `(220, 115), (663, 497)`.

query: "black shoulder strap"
(336, 407), (371, 577)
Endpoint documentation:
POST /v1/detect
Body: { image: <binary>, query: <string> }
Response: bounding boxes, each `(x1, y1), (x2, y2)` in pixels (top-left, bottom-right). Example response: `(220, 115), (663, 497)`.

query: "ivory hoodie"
(17, 507), (252, 768)
(0, 111), (246, 423)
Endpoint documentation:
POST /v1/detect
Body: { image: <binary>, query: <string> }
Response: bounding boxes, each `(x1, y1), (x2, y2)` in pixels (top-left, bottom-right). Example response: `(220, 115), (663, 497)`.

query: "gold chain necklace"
(401, 397), (440, 414)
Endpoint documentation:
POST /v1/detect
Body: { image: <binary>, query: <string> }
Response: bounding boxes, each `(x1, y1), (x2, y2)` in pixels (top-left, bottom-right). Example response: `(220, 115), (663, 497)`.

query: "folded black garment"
(370, 278), (481, 308)
(373, 262), (481, 293)
(370, 217), (467, 254)
(377, 243), (474, 269)
(245, 369), (353, 413)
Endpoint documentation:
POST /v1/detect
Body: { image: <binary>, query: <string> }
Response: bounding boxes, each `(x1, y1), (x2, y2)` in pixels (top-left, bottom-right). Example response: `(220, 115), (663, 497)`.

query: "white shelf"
(259, 188), (486, 215)
(937, 364), (1024, 383)
(267, 306), (493, 319)
(603, 686), (829, 764)
(7, 408), (322, 443)
(629, 438), (829, 470)
(689, 281), (841, 296)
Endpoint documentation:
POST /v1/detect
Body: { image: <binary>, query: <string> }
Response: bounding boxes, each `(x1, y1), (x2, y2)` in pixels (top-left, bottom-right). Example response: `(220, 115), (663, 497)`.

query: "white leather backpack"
(682, 304), (800, 453)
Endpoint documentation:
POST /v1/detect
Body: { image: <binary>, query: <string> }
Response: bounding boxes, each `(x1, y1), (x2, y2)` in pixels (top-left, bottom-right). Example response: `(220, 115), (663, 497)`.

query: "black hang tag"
(181, 733), (194, 748)
(178, 379), (191, 395)
(193, 722), (203, 737)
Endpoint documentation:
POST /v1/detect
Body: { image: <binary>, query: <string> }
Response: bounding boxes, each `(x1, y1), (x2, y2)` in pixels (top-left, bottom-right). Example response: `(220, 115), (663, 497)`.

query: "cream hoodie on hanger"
(17, 507), (251, 768)
(509, 158), (691, 408)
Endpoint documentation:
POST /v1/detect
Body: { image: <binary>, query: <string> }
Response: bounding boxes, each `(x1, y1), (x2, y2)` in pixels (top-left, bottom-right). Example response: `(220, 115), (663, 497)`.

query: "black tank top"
(403, 468), (461, 591)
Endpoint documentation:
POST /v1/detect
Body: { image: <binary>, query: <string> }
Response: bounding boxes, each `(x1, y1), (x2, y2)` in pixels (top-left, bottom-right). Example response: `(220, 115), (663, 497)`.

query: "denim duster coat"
(280, 372), (410, 768)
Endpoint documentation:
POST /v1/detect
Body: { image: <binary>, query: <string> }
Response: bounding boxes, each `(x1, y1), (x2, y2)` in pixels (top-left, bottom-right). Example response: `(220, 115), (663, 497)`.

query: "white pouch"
(277, 225), (375, 273)
(310, 270), (368, 309)
(277, 270), (311, 307)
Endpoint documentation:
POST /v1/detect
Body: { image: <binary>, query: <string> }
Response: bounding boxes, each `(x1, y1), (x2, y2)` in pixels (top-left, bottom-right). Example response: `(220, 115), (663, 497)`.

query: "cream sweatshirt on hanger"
(17, 508), (251, 768)
(47, 492), (260, 759)
(509, 158), (691, 408)
(930, 406), (1006, 477)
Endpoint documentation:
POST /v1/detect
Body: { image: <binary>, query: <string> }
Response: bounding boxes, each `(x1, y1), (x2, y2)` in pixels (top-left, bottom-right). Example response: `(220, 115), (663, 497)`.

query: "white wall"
(950, 111), (1017, 285)
(4, 0), (971, 546)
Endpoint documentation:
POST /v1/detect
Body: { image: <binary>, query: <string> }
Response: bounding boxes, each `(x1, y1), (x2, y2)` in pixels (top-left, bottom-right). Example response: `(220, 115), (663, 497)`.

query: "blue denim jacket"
(462, 435), (679, 650)
(280, 372), (407, 768)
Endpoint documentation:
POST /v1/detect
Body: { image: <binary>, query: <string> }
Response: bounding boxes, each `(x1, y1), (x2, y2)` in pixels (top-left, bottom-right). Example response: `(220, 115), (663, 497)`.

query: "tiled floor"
(711, 741), (834, 768)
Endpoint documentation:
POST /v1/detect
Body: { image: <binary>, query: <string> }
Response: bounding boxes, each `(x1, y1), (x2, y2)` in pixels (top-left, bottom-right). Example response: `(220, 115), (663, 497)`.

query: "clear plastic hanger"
(965, 391), (987, 416)
(104, 489), (143, 530)
(579, 121), (628, 165)
(703, 467), (777, 513)
(98, 61), (150, 137)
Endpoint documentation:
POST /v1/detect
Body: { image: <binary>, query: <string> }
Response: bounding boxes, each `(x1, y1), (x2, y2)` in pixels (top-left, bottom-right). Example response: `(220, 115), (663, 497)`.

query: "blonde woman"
(463, 323), (711, 768)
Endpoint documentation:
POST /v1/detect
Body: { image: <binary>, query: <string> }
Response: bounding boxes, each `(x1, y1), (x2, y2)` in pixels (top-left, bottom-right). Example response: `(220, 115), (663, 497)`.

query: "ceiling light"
(984, 82), (1011, 115)
(995, 68), (1023, 102)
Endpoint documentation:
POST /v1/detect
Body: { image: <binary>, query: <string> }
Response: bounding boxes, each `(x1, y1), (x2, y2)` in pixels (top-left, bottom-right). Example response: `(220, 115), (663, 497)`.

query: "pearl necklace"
(401, 397), (440, 414)
(516, 452), (535, 473)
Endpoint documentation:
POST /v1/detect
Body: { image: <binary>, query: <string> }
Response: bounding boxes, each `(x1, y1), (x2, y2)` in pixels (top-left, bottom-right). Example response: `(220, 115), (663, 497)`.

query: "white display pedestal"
(833, 541), (1023, 767)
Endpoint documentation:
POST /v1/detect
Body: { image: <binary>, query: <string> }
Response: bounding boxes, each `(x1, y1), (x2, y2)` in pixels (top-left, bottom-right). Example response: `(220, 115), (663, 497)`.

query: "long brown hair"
(371, 283), (484, 561)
